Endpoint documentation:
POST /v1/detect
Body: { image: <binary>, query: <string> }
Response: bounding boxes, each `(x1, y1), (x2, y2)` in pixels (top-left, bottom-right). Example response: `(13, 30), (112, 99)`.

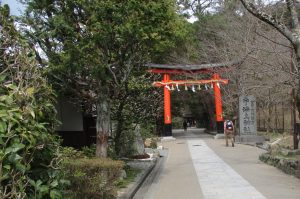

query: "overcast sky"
(1, 0), (197, 22)
(2, 0), (26, 16)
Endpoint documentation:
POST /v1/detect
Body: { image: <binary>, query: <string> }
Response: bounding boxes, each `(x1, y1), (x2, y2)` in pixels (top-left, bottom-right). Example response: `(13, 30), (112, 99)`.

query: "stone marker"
(237, 95), (265, 144)
(239, 95), (257, 135)
(133, 124), (145, 155)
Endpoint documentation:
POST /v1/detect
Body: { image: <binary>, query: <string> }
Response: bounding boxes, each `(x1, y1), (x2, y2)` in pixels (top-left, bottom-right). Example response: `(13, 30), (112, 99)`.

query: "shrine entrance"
(147, 63), (232, 137)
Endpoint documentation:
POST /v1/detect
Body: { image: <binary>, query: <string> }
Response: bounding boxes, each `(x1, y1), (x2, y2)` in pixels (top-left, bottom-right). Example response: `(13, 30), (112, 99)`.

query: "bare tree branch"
(240, 0), (294, 43)
(255, 30), (293, 49)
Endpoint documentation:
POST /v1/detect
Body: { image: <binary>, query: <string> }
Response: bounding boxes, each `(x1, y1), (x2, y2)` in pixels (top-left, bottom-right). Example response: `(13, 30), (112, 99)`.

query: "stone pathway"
(188, 139), (266, 199)
(133, 129), (300, 199)
(140, 139), (204, 199)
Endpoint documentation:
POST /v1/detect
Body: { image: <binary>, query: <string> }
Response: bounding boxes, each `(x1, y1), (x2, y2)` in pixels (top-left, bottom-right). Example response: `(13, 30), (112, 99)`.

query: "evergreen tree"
(22, 0), (185, 157)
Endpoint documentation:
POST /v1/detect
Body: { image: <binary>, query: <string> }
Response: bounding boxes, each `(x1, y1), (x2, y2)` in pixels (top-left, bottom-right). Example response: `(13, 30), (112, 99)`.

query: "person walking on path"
(224, 119), (235, 147)
(183, 120), (187, 131)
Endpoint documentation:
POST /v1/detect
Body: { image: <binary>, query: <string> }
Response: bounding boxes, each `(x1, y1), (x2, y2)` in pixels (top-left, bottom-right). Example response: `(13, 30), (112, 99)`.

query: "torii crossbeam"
(147, 61), (239, 137)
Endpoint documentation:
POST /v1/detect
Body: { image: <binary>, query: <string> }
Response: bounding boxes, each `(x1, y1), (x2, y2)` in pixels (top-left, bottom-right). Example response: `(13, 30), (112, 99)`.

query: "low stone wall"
(259, 153), (300, 178)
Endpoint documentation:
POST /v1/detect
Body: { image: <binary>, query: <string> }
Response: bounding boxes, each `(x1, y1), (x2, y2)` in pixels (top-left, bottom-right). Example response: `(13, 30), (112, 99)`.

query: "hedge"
(63, 158), (124, 199)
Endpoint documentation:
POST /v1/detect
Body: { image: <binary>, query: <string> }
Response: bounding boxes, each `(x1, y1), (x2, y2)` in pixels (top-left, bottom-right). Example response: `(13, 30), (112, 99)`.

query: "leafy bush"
(0, 6), (65, 198)
(114, 127), (137, 158)
(140, 123), (156, 140)
(172, 117), (184, 129)
(61, 147), (85, 159)
(150, 138), (158, 149)
(63, 158), (124, 199)
(81, 144), (96, 158)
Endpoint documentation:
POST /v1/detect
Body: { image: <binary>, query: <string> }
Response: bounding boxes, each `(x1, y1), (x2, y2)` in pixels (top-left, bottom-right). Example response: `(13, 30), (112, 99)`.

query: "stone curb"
(259, 153), (300, 179)
(253, 143), (268, 151)
(205, 131), (217, 136)
(118, 158), (157, 199)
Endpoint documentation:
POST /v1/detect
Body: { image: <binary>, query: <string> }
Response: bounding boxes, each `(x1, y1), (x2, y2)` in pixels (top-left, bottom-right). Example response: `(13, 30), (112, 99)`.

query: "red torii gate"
(147, 62), (237, 137)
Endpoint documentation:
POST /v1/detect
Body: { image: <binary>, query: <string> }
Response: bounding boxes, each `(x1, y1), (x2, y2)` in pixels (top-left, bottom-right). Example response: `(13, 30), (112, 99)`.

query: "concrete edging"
(259, 153), (300, 179)
(118, 159), (157, 199)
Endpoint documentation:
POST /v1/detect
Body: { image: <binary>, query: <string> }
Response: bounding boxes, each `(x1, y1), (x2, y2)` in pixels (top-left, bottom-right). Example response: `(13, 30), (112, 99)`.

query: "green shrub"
(63, 158), (124, 199)
(61, 147), (85, 159)
(61, 145), (96, 160)
(81, 144), (96, 158)
(0, 6), (65, 198)
(140, 124), (156, 140)
(117, 128), (137, 158)
(172, 117), (184, 129)
(150, 138), (158, 149)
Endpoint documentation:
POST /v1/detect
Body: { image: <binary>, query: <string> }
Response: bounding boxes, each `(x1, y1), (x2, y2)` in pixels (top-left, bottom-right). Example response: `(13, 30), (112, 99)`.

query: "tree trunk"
(295, 44), (300, 119)
(294, 43), (300, 149)
(267, 89), (271, 133)
(96, 98), (110, 158)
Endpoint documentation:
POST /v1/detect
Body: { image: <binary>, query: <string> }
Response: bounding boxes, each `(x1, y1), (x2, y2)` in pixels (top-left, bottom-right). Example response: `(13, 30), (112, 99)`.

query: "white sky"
(2, 0), (25, 16)
(2, 0), (198, 22)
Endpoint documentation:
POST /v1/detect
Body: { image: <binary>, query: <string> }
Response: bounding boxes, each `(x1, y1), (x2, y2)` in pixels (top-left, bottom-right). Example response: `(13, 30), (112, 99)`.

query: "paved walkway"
(189, 139), (265, 199)
(135, 128), (300, 199)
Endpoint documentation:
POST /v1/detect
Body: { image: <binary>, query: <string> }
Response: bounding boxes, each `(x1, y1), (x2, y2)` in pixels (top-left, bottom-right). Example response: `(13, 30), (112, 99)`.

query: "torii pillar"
(163, 74), (172, 136)
(212, 73), (224, 134)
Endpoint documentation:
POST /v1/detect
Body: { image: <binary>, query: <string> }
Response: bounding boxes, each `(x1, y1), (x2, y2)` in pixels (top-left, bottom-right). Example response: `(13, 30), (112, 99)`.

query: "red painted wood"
(163, 74), (172, 124)
(212, 73), (223, 122)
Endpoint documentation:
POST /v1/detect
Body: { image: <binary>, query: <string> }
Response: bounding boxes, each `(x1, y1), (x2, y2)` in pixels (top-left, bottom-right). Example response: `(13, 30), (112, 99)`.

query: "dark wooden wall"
(58, 116), (96, 149)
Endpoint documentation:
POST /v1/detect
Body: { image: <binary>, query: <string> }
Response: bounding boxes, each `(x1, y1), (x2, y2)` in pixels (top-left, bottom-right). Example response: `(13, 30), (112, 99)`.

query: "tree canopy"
(22, 0), (187, 157)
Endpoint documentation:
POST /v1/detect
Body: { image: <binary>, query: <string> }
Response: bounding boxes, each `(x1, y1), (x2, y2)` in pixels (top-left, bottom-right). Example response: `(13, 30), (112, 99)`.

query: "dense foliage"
(111, 72), (163, 156)
(22, 0), (186, 157)
(59, 146), (125, 198)
(22, 0), (186, 102)
(63, 157), (124, 198)
(0, 5), (65, 198)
